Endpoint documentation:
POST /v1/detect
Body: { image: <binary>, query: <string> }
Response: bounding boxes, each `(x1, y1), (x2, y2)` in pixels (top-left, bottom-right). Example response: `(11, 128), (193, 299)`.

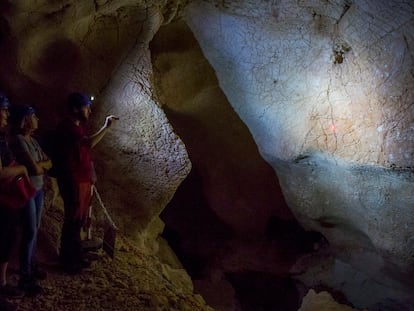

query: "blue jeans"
(20, 189), (44, 278)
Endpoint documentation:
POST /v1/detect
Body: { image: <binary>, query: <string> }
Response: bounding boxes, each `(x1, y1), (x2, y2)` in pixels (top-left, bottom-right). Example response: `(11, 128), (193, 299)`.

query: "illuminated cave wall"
(185, 0), (414, 269)
(182, 0), (414, 307)
(186, 0), (414, 167)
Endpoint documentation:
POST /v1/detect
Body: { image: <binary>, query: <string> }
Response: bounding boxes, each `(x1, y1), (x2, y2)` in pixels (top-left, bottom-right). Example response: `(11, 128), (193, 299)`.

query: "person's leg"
(76, 183), (92, 266)
(0, 208), (18, 281)
(30, 190), (46, 279)
(59, 219), (74, 265)
(0, 209), (24, 298)
(21, 190), (44, 274)
(34, 189), (44, 233)
(18, 197), (42, 296)
(59, 219), (84, 273)
(19, 198), (36, 279)
(57, 180), (84, 273)
(1, 260), (24, 298)
(0, 208), (9, 287)
(0, 297), (17, 311)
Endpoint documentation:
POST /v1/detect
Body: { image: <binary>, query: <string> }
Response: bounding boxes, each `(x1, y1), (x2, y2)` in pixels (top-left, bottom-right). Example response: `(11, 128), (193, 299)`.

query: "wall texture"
(0, 0), (413, 309)
(184, 0), (414, 308)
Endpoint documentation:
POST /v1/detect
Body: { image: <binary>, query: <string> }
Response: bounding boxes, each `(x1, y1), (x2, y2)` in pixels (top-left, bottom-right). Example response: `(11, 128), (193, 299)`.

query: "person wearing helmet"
(52, 92), (118, 274)
(9, 104), (52, 296)
(0, 92), (28, 305)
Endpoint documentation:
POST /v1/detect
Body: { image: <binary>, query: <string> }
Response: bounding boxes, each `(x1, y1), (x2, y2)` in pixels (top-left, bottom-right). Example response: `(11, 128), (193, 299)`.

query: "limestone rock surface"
(186, 0), (414, 167)
(184, 0), (414, 308)
(298, 289), (359, 311)
(1, 0), (413, 310)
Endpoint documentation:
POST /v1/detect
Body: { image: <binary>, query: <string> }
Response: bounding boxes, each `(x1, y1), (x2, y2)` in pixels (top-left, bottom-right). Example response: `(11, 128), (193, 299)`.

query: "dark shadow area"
(36, 38), (82, 87)
(265, 216), (329, 260)
(226, 271), (302, 311)
(161, 166), (233, 278)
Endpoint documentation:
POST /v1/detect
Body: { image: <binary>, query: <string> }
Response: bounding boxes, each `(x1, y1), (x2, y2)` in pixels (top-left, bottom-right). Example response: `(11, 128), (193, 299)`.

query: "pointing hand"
(105, 115), (119, 128)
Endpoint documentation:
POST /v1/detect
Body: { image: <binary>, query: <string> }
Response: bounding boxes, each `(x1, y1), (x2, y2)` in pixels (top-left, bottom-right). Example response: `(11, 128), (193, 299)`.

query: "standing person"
(0, 93), (26, 306)
(9, 105), (52, 296)
(52, 92), (117, 274)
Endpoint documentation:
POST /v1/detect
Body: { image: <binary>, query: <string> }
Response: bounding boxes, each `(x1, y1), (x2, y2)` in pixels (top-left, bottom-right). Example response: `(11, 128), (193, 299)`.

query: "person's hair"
(67, 92), (92, 111)
(9, 105), (35, 134)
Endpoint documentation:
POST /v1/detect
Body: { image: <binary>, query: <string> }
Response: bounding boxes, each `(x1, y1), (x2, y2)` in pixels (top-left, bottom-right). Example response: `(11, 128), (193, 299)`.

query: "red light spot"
(330, 124), (336, 132)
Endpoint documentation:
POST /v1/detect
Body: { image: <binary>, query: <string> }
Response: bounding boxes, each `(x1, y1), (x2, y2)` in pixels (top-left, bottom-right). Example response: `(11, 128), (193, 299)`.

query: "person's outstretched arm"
(89, 115), (118, 148)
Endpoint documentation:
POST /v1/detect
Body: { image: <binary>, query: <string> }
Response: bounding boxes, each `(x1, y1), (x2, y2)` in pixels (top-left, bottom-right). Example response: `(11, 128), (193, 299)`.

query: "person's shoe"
(0, 298), (17, 311)
(18, 278), (43, 297)
(24, 282), (43, 297)
(80, 258), (91, 269)
(32, 266), (47, 280)
(0, 284), (25, 298)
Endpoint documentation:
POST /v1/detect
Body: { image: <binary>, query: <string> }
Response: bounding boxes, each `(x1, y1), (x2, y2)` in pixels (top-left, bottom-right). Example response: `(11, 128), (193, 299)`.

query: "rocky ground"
(7, 234), (213, 311)
(3, 180), (214, 311)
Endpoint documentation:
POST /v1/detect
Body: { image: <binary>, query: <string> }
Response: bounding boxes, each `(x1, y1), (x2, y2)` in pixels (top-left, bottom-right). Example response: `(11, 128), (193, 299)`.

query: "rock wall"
(0, 0), (191, 253)
(184, 0), (414, 308)
(150, 20), (298, 310)
(185, 0), (414, 167)
(1, 0), (414, 309)
(150, 20), (293, 236)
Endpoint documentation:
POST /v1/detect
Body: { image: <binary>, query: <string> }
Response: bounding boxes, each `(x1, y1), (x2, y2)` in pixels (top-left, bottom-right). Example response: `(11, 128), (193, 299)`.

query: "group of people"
(0, 91), (117, 310)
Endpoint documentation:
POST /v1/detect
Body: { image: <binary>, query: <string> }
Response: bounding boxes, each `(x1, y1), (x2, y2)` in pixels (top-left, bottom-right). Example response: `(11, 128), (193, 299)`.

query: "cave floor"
(6, 236), (213, 311)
